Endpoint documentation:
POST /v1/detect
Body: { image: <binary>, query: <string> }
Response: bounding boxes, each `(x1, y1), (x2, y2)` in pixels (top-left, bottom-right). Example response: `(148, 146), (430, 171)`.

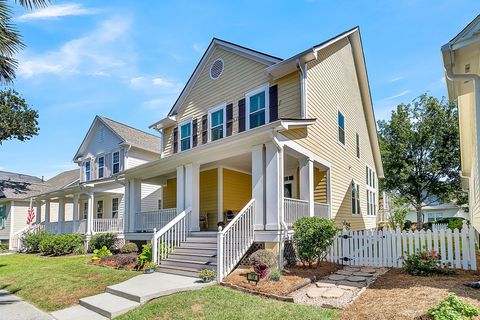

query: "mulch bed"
(340, 264), (480, 320)
(223, 262), (342, 297)
(89, 253), (139, 271)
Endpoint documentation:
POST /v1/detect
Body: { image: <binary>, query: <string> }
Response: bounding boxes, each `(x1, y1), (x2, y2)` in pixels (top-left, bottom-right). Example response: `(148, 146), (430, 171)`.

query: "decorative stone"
(306, 287), (327, 298)
(336, 270), (353, 276)
(316, 282), (336, 288)
(328, 274), (347, 281)
(321, 287), (346, 298)
(338, 284), (358, 291)
(352, 272), (374, 277)
(337, 280), (365, 288)
(346, 276), (367, 282)
(360, 267), (377, 274)
(344, 267), (361, 272)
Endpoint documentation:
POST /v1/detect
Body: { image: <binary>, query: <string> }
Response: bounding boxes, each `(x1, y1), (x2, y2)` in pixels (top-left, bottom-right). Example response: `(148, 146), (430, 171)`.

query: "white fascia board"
(149, 115), (177, 130)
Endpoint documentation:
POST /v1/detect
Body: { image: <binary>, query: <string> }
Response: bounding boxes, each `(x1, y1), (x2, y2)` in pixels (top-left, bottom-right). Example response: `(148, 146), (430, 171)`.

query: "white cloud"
(192, 43), (204, 53)
(142, 97), (174, 110)
(18, 16), (133, 78)
(129, 76), (179, 91)
(388, 76), (404, 83)
(18, 3), (98, 21)
(383, 90), (411, 101)
(152, 77), (174, 87)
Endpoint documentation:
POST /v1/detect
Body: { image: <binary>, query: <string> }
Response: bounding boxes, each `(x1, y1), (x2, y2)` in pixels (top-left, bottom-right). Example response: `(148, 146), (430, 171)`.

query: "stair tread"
(163, 258), (217, 266)
(171, 252), (217, 258)
(157, 265), (207, 272)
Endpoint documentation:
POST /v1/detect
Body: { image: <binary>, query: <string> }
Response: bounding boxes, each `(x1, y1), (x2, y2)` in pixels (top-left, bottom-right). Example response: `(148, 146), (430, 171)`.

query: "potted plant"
(143, 261), (156, 274)
(199, 269), (216, 282)
(249, 249), (277, 279)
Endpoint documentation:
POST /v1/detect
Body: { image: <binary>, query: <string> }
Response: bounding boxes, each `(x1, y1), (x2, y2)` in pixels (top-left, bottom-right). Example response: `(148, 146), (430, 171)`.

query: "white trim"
(209, 58), (224, 80)
(84, 160), (91, 182)
(246, 83), (270, 130)
(217, 166), (223, 222)
(277, 134), (331, 169)
(112, 197), (119, 218)
(9, 201), (14, 242)
(284, 168), (297, 199)
(208, 103), (227, 142)
(179, 118), (193, 152)
(96, 199), (104, 219)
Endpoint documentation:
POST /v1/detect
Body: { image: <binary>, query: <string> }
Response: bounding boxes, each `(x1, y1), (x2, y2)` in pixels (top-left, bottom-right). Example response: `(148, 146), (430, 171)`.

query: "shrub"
(270, 268), (281, 282)
(198, 269), (216, 282)
(120, 242), (138, 254)
(99, 253), (137, 270)
(403, 220), (413, 230)
(293, 217), (338, 268)
(427, 293), (479, 320)
(89, 233), (117, 251)
(448, 219), (464, 231)
(403, 249), (453, 276)
(22, 230), (49, 253)
(92, 246), (112, 261)
(137, 244), (153, 270)
(39, 234), (83, 256)
(0, 242), (8, 253)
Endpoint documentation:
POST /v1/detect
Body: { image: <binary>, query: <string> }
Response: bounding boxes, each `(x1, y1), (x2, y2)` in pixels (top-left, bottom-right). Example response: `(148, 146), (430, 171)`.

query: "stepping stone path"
(292, 265), (388, 309)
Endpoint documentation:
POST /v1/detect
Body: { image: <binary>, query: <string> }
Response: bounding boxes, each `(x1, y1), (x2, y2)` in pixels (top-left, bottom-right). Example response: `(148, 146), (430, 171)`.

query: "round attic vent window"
(210, 58), (224, 80)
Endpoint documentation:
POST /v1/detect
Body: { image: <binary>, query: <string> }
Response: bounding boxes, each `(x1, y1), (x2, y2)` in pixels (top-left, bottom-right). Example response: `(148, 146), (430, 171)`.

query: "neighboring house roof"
(74, 116), (161, 161)
(0, 169), (79, 201)
(149, 28), (384, 178)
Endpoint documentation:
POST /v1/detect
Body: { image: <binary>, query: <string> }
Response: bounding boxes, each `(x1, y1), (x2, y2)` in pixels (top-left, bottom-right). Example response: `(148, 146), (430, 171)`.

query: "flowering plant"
(403, 248), (453, 276)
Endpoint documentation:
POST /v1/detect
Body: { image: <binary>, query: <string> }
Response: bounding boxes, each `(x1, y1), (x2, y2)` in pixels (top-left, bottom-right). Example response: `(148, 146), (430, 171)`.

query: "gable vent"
(465, 64), (471, 73)
(210, 58), (224, 80)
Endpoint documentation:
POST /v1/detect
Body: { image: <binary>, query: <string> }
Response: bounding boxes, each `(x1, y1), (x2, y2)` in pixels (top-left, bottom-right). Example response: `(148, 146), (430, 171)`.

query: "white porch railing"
(135, 208), (178, 232)
(93, 218), (124, 234)
(314, 202), (330, 218)
(152, 207), (192, 264)
(284, 197), (309, 227)
(432, 223), (449, 231)
(45, 222), (58, 234)
(217, 199), (255, 281)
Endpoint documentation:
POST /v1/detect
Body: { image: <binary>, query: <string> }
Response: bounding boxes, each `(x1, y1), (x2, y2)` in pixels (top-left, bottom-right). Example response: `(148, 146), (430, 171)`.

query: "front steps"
(157, 231), (218, 278)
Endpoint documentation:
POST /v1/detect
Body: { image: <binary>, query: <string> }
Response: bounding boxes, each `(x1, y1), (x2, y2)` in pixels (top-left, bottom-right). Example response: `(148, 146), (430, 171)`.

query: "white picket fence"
(432, 223), (449, 231)
(327, 224), (477, 270)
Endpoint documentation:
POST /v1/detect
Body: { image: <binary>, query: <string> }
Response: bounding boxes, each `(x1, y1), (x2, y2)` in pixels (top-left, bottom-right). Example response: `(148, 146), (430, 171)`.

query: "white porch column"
(217, 167), (223, 222)
(327, 168), (332, 218)
(299, 158), (314, 217)
(265, 142), (283, 230)
(127, 179), (141, 232)
(57, 198), (65, 234)
(86, 193), (94, 235)
(252, 144), (265, 230)
(176, 166), (185, 212)
(44, 199), (50, 226)
(72, 194), (79, 233)
(35, 200), (42, 224)
(185, 163), (200, 232)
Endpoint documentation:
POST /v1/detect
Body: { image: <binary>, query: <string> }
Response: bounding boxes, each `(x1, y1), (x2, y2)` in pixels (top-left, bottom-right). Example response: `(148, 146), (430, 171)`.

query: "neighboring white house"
(442, 14), (480, 236)
(405, 203), (469, 223)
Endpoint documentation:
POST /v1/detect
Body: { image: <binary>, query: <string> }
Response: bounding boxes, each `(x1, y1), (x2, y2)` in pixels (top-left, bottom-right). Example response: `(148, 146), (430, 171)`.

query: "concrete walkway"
(0, 289), (52, 320)
(51, 272), (212, 320)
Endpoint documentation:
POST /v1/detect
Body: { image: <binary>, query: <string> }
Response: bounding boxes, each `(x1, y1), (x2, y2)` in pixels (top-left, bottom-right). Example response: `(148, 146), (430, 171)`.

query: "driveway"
(0, 290), (52, 320)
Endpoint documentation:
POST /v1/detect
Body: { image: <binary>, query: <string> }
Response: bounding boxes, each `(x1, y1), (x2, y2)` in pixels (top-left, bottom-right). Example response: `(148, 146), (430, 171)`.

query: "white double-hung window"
(84, 161), (91, 181)
(180, 120), (192, 151)
(366, 166), (376, 216)
(98, 156), (105, 179)
(209, 104), (225, 142)
(112, 151), (120, 174)
(351, 182), (360, 214)
(246, 85), (269, 130)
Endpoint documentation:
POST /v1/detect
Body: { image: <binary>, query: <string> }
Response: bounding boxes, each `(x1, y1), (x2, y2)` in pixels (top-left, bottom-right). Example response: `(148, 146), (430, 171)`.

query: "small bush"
(0, 243), (8, 253)
(39, 234), (83, 256)
(22, 230), (49, 253)
(199, 269), (216, 282)
(270, 268), (281, 282)
(427, 293), (479, 320)
(89, 233), (117, 251)
(293, 217), (338, 268)
(99, 253), (137, 270)
(120, 242), (138, 254)
(403, 220), (413, 230)
(403, 249), (453, 276)
(137, 244), (153, 270)
(92, 246), (112, 261)
(448, 219), (464, 231)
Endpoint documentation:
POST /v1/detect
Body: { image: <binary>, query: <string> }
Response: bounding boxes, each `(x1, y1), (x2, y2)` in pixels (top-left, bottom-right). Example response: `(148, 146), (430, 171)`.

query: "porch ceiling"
(204, 153), (252, 173)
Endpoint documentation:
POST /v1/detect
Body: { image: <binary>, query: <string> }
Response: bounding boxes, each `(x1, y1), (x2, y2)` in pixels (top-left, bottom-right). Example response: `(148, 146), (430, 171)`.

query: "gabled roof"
(150, 38), (283, 129)
(45, 169), (79, 191)
(443, 14), (480, 51)
(74, 116), (161, 160)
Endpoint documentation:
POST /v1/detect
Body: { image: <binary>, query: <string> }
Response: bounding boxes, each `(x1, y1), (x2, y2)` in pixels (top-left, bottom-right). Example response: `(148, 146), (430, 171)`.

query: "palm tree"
(0, 0), (50, 84)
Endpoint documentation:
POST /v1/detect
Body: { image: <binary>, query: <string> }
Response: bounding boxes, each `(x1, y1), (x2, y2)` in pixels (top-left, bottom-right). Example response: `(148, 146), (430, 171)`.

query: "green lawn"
(0, 254), (137, 311)
(117, 286), (339, 320)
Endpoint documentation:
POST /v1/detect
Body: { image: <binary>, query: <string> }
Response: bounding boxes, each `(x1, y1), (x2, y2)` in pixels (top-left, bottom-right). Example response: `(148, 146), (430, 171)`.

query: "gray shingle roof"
(100, 116), (161, 153)
(0, 169), (80, 200)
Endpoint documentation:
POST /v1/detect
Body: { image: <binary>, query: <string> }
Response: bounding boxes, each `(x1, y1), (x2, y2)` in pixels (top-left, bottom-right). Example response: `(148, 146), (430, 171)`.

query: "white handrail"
(217, 199), (255, 281)
(152, 207), (192, 264)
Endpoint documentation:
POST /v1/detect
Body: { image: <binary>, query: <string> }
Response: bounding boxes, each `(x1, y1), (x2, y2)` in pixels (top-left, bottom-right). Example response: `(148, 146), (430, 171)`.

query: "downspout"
(296, 59), (307, 119)
(269, 129), (288, 269)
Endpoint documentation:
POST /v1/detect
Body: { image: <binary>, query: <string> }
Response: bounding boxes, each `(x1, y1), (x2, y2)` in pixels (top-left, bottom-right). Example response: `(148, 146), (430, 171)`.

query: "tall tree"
(0, 89), (38, 143)
(378, 94), (462, 229)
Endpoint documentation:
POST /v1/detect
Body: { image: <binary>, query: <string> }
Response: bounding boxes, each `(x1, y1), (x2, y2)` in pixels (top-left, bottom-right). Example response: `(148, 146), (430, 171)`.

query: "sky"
(0, 0), (479, 179)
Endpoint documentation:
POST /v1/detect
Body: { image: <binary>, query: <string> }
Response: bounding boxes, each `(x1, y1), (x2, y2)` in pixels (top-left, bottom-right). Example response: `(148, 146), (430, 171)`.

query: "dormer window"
(246, 85), (269, 130)
(180, 120), (192, 151)
(85, 161), (91, 181)
(98, 156), (105, 178)
(112, 151), (120, 174)
(209, 104), (225, 142)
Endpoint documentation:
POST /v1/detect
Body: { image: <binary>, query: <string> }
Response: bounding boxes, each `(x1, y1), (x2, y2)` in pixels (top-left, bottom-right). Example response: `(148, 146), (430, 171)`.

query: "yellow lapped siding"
(162, 48), (301, 158)
(163, 178), (177, 209)
(283, 38), (377, 230)
(314, 169), (328, 204)
(223, 169), (252, 215)
(200, 169), (218, 231)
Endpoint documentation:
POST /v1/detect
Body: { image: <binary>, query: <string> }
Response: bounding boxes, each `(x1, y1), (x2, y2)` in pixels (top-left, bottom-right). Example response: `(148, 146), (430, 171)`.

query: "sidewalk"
(0, 289), (52, 320)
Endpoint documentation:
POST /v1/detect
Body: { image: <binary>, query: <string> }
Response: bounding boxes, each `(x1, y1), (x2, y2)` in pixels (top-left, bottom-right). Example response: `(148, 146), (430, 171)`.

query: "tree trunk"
(416, 206), (423, 230)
